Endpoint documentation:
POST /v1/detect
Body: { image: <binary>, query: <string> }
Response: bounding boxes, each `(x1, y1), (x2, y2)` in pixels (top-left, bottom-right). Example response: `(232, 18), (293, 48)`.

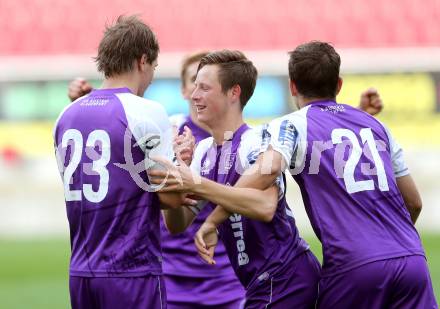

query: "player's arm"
(160, 201), (198, 234)
(153, 128), (200, 233)
(152, 119), (195, 209)
(150, 148), (285, 222)
(155, 176), (200, 234)
(383, 124), (422, 224)
(191, 177), (279, 222)
(193, 152), (285, 263)
(149, 156), (281, 221)
(157, 171), (202, 234)
(152, 118), (295, 223)
(358, 88), (383, 116)
(195, 148), (285, 221)
(396, 175), (422, 224)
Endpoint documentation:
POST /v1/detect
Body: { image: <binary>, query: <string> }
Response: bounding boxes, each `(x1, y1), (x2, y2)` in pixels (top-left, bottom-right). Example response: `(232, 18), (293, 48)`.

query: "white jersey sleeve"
(381, 124), (410, 178)
(118, 93), (174, 170)
(263, 106), (309, 174)
(239, 128), (286, 201)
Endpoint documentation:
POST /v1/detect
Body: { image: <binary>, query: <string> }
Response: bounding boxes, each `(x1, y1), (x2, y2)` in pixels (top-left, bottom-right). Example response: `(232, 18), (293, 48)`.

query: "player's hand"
(194, 221), (218, 265)
(148, 155), (201, 192)
(68, 77), (93, 102)
(173, 126), (195, 166)
(359, 88), (383, 116)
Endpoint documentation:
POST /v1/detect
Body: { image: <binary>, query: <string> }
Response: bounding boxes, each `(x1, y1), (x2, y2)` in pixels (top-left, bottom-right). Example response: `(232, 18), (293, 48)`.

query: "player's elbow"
(255, 201), (277, 223)
(413, 199), (423, 212)
(408, 198), (423, 216)
(404, 195), (423, 224)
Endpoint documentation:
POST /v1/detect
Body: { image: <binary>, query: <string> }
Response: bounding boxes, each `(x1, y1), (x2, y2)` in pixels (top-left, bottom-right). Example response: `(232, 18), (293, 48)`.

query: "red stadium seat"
(1, 0), (439, 55)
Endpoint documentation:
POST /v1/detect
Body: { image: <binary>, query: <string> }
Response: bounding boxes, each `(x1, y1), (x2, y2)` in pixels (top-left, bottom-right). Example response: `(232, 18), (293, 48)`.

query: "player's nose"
(191, 89), (201, 101)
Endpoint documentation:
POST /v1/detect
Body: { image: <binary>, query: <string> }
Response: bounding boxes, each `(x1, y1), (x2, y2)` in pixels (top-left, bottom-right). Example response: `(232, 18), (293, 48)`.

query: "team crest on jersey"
(223, 152), (236, 172)
(278, 119), (298, 148)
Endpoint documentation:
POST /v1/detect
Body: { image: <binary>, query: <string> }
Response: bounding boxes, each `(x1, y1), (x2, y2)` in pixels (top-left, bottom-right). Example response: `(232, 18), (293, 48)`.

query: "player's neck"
(210, 114), (245, 145)
(101, 74), (143, 96)
(298, 95), (336, 108)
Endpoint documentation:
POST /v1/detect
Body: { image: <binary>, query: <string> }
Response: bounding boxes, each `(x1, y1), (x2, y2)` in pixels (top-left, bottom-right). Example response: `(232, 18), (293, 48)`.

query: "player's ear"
(289, 80), (299, 97)
(138, 54), (148, 72)
(230, 84), (241, 104)
(336, 77), (343, 95)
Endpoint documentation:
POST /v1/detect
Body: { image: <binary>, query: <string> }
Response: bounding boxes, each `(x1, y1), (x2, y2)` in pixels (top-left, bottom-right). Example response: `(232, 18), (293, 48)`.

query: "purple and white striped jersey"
(191, 124), (309, 289)
(265, 100), (425, 277)
(54, 87), (173, 277)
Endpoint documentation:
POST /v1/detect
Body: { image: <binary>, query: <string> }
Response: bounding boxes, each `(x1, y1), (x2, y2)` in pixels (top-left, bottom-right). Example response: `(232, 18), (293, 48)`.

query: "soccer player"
(150, 50), (323, 308)
(162, 52), (245, 309)
(54, 16), (183, 308)
(67, 52), (245, 308)
(189, 42), (437, 308)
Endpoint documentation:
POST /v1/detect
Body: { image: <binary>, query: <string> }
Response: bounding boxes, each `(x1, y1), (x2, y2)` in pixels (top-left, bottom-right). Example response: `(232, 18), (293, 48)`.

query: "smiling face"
(191, 64), (230, 128)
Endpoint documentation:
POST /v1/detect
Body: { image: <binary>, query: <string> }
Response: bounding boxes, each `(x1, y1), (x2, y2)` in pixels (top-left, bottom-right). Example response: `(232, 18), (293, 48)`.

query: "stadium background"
(0, 0), (439, 307)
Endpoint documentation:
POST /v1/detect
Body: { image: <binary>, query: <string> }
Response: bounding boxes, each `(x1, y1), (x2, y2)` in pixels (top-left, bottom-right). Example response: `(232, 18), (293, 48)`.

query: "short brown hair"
(198, 50), (258, 109)
(288, 41), (341, 99)
(95, 15), (159, 78)
(180, 51), (209, 87)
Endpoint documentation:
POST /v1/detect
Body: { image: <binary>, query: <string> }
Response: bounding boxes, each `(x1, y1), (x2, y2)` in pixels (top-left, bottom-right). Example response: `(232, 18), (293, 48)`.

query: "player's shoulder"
(58, 93), (92, 118)
(117, 93), (170, 130)
(272, 106), (309, 126)
(267, 107), (309, 139)
(195, 136), (214, 154)
(192, 136), (214, 166)
(117, 92), (167, 115)
(240, 126), (263, 148)
(339, 102), (389, 133)
(53, 94), (91, 135)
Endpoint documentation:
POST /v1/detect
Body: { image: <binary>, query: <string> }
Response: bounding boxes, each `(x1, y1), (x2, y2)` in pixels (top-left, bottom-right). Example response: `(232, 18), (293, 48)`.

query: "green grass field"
(0, 234), (439, 308)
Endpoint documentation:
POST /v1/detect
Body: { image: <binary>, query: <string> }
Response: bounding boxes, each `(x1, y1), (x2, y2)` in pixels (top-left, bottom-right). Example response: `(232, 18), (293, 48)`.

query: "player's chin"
(196, 112), (210, 124)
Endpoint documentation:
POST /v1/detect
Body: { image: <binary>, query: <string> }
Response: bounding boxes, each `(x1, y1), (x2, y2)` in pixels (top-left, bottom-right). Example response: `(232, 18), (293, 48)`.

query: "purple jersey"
(317, 255), (437, 308)
(192, 124), (309, 290)
(54, 88), (173, 277)
(266, 100), (425, 277)
(69, 275), (166, 309)
(161, 115), (244, 305)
